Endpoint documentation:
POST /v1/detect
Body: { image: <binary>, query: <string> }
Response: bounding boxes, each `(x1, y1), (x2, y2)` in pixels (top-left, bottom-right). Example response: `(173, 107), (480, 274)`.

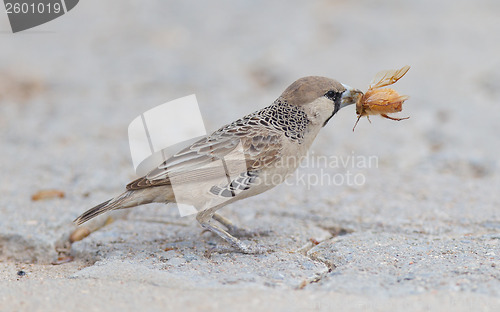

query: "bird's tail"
(74, 191), (142, 225)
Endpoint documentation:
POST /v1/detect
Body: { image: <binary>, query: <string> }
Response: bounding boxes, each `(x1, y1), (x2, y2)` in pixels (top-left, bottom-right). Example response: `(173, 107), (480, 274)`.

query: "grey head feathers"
(279, 76), (346, 107)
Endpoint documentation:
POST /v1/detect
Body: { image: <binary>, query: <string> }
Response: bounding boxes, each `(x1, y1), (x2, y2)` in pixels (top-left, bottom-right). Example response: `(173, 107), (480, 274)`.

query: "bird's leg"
(197, 209), (249, 253)
(212, 213), (250, 237)
(380, 113), (409, 121)
(197, 209), (264, 254)
(212, 213), (270, 237)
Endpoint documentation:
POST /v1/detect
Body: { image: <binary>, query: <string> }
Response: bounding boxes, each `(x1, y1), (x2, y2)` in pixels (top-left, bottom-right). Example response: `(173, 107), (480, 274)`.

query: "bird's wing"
(126, 121), (283, 191)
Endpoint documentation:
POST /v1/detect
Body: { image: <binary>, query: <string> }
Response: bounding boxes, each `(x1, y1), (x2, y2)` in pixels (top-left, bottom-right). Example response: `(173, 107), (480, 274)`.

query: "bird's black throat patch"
(323, 98), (341, 127)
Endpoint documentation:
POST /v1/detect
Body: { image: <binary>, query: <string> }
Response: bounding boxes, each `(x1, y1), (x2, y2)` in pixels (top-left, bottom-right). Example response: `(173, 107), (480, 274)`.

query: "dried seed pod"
(353, 65), (410, 131)
(31, 189), (65, 201)
(69, 226), (91, 243)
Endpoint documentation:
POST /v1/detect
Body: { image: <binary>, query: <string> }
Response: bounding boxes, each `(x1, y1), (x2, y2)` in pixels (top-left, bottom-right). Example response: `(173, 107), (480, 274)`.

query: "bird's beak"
(340, 84), (363, 109)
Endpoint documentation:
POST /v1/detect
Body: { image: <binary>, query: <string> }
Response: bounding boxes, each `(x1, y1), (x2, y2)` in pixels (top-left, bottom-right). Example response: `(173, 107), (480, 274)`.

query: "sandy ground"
(1, 0), (500, 311)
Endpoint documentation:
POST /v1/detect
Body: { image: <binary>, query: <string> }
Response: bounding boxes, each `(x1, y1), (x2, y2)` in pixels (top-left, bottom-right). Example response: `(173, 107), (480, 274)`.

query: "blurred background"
(1, 0), (499, 264)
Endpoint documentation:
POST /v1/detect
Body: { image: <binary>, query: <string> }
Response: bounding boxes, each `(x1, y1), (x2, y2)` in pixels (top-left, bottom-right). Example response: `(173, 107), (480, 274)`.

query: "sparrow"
(74, 76), (363, 253)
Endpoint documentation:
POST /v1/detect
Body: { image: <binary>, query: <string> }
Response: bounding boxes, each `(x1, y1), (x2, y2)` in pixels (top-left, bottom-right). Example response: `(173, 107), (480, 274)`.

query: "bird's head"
(280, 76), (363, 127)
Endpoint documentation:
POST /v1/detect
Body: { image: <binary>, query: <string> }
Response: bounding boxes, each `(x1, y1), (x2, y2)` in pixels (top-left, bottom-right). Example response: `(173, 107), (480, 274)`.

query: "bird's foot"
(199, 210), (272, 255)
(204, 240), (271, 256)
(211, 213), (271, 237)
(235, 240), (270, 254)
(226, 226), (272, 238)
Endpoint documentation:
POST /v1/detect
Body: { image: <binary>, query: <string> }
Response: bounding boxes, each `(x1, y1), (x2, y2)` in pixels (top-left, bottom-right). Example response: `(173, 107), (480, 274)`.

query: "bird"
(74, 76), (363, 253)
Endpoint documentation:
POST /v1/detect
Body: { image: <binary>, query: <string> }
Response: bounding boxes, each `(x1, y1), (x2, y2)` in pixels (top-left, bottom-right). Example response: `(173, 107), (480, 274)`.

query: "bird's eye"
(325, 90), (339, 101)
